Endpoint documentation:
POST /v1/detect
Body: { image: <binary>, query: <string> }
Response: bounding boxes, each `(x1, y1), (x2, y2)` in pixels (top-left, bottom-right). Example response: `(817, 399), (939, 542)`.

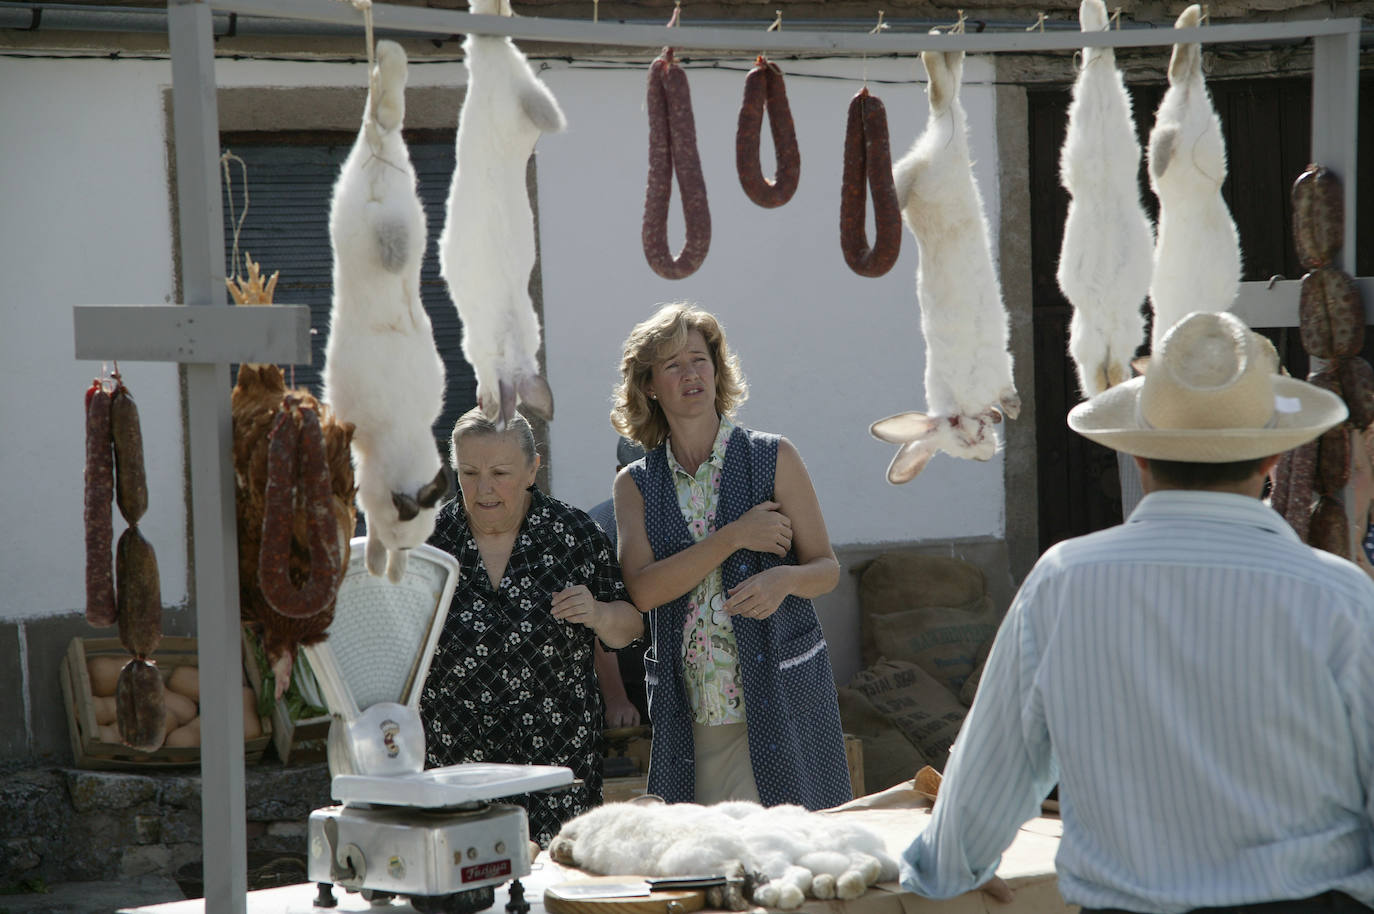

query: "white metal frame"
(77, 3), (1359, 910)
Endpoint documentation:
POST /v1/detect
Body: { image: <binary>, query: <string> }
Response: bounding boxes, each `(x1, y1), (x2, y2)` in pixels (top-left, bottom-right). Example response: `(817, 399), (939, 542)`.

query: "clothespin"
(767, 9), (782, 32)
(1109, 7), (1122, 29)
(950, 9), (967, 34)
(1199, 4), (1210, 25)
(665, 0), (681, 28)
(1025, 11), (1046, 32)
(869, 10), (887, 35)
(592, 0), (599, 23)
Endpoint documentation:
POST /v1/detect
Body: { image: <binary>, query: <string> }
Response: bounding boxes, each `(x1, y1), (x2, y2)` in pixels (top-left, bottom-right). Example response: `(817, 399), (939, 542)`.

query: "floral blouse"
(666, 416), (745, 726)
(419, 486), (627, 847)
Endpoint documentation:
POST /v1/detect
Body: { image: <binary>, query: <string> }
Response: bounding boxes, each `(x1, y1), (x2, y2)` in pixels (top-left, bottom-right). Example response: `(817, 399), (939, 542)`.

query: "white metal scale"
(303, 539), (576, 914)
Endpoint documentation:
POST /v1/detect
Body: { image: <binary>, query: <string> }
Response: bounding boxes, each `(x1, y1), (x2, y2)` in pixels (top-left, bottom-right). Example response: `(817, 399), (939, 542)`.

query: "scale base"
(308, 801), (532, 901)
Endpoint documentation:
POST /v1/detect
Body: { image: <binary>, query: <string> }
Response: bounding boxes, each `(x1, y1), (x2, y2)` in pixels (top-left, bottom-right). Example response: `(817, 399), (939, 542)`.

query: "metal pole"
(1311, 29), (1360, 275)
(167, 1), (247, 912)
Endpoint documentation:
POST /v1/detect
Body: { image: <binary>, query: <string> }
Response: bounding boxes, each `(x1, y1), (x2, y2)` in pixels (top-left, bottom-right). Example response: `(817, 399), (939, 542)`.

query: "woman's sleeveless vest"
(628, 425), (852, 809)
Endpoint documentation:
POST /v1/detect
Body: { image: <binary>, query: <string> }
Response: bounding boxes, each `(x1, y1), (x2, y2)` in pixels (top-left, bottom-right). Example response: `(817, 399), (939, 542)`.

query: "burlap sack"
(848, 660), (967, 770)
(869, 594), (1000, 695)
(837, 687), (928, 794)
(855, 552), (987, 667)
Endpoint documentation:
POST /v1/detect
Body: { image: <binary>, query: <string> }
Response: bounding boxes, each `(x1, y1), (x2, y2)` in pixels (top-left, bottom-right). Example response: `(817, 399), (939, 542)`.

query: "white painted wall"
(0, 49), (1006, 624)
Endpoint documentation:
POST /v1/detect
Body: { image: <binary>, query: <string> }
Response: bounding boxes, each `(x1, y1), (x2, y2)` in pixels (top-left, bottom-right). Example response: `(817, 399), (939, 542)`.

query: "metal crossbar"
(208, 0), (1361, 54)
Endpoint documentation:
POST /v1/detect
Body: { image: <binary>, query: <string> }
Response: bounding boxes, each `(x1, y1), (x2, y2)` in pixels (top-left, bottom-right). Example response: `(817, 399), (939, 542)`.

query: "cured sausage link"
(642, 48), (711, 280)
(839, 88), (902, 278)
(110, 382), (149, 525)
(259, 403), (343, 619)
(1291, 164), (1343, 271)
(736, 57), (800, 208)
(85, 380), (117, 627)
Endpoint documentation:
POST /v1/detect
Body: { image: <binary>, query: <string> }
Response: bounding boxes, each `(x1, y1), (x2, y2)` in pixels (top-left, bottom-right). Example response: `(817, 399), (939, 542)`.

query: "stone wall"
(0, 762), (331, 894)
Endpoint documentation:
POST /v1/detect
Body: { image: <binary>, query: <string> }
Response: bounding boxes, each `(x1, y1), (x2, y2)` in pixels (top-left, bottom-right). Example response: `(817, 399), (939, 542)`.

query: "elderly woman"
(420, 407), (642, 846)
(611, 302), (852, 809)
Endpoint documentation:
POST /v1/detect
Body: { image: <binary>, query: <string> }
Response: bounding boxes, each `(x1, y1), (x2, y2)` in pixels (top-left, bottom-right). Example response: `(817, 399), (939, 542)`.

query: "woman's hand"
(729, 501), (793, 556)
(552, 584), (600, 627)
(724, 566), (792, 619)
(605, 696), (642, 728)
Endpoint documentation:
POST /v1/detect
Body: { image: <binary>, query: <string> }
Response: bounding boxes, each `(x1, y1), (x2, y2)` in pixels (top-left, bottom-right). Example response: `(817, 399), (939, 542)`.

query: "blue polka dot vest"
(628, 425), (853, 809)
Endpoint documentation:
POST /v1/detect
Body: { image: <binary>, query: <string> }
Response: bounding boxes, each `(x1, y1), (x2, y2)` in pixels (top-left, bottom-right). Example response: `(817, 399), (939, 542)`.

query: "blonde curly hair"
(610, 303), (748, 451)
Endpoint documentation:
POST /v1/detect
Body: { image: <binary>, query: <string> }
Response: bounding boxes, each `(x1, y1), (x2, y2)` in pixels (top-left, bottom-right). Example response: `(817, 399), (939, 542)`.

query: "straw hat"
(1068, 311), (1347, 462)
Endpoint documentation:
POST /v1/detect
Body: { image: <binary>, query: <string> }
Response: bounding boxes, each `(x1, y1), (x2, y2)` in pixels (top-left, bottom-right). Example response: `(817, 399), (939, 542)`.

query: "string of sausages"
(84, 371), (167, 752)
(643, 53), (902, 280)
(258, 396), (343, 619)
(1269, 164), (1372, 556)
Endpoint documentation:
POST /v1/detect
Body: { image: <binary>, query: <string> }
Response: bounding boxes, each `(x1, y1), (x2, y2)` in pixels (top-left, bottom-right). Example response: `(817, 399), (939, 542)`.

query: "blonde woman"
(611, 303), (851, 809)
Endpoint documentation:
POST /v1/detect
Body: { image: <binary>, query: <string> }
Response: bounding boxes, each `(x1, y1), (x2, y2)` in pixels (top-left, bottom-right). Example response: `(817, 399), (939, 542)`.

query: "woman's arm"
(552, 588), (645, 649)
(614, 468), (793, 612)
(724, 438), (840, 618)
(594, 641), (641, 727)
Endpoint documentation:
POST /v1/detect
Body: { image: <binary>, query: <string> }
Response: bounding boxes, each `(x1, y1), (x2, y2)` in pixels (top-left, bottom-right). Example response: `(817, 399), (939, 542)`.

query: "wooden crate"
(59, 636), (272, 770)
(240, 626), (331, 765)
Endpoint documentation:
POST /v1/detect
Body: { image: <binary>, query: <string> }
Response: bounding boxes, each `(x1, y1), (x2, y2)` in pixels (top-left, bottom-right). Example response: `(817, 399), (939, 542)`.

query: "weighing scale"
(303, 539), (576, 914)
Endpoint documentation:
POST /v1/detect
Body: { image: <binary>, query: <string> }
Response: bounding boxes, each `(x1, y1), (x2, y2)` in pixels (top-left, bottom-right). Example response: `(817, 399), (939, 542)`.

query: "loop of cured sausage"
(643, 48), (711, 280)
(736, 56), (800, 208)
(839, 88), (902, 278)
(259, 402), (343, 619)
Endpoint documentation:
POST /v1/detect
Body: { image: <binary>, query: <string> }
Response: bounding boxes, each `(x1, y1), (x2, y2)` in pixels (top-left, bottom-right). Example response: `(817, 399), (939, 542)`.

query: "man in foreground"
(903, 311), (1374, 913)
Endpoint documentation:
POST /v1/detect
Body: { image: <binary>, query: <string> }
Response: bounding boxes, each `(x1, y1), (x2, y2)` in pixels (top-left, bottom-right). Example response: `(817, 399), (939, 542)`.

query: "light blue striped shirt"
(901, 490), (1374, 912)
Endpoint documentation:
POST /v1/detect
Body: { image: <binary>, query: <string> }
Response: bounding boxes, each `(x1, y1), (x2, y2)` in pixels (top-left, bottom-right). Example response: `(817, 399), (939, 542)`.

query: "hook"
(869, 10), (887, 35)
(1025, 11), (1046, 32)
(665, 1), (680, 28)
(1109, 7), (1122, 29)
(767, 9), (782, 32)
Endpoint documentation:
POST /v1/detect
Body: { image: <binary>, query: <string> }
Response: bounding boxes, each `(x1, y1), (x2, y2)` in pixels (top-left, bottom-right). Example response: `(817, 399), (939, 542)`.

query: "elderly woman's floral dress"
(419, 486), (629, 847)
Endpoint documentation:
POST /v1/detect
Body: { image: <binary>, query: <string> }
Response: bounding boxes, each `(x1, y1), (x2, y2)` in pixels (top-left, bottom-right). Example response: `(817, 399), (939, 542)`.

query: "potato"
(242, 687), (262, 740)
(165, 717), (201, 748)
(93, 694), (117, 726)
(167, 665), (199, 702)
(87, 655), (125, 698)
(164, 690), (197, 728)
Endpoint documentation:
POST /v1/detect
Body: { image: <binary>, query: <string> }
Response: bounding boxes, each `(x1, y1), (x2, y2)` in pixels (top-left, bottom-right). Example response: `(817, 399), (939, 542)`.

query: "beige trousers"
(692, 721), (760, 805)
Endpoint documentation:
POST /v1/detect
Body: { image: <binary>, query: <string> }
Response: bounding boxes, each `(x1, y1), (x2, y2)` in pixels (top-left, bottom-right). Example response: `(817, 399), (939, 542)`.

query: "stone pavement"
(0, 876), (185, 914)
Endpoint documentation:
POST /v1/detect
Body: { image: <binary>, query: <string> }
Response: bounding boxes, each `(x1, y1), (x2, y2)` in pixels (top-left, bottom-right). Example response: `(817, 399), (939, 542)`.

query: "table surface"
(120, 786), (1075, 914)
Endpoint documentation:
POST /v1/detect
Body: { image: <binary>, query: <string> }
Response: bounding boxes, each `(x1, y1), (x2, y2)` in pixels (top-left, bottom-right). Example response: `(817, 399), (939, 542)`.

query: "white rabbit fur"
(1146, 3), (1241, 352)
(323, 40), (451, 584)
(1057, 0), (1154, 398)
(872, 47), (1020, 485)
(547, 798), (898, 911)
(439, 0), (565, 429)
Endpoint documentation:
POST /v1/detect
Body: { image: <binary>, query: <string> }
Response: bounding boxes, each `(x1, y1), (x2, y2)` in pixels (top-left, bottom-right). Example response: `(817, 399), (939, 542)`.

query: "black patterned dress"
(419, 486), (628, 847)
